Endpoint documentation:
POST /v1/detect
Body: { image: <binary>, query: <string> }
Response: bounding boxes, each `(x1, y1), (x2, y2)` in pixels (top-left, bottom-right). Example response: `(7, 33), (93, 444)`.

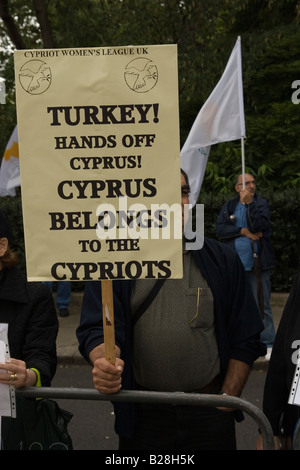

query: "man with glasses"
(216, 173), (275, 361)
(77, 170), (266, 450)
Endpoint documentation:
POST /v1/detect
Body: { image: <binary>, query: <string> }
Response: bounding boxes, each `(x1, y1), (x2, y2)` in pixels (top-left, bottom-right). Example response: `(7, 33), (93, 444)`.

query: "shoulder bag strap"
(131, 279), (166, 328)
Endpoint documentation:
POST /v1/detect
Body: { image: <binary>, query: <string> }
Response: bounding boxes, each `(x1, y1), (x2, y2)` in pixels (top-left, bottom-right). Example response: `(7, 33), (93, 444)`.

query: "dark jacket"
(77, 238), (266, 438)
(0, 267), (58, 386)
(216, 194), (275, 271)
(263, 273), (300, 436)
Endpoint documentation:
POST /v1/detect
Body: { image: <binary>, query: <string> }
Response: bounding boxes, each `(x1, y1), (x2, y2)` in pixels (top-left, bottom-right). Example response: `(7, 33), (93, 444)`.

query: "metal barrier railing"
(16, 387), (275, 450)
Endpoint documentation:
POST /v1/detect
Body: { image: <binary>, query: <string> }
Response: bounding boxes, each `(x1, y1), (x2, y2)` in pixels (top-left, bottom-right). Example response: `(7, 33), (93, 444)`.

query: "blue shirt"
(234, 202), (257, 271)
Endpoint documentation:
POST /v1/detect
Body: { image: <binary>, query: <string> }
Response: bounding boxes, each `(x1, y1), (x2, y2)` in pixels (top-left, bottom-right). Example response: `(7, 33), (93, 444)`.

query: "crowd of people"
(0, 169), (299, 450)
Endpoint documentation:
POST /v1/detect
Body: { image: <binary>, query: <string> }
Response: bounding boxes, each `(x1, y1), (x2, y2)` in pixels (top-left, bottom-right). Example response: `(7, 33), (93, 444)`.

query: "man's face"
(181, 172), (190, 232)
(235, 174), (256, 197)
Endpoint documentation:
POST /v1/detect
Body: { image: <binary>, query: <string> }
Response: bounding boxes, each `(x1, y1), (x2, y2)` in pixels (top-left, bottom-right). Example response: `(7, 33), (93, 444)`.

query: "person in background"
(0, 210), (58, 448)
(44, 281), (71, 317)
(77, 169), (266, 451)
(216, 173), (275, 360)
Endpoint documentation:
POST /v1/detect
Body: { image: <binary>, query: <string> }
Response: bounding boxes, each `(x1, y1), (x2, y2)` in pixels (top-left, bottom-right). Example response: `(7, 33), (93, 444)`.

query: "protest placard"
(14, 45), (182, 283)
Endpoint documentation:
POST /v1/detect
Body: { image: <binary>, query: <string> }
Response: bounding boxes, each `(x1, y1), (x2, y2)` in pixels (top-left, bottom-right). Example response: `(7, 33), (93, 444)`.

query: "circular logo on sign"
(124, 57), (158, 93)
(19, 60), (52, 95)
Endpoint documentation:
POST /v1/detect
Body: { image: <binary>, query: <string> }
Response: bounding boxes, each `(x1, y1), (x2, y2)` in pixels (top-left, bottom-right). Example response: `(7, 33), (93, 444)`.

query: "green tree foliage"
(1, 0), (299, 188)
(202, 0), (300, 194)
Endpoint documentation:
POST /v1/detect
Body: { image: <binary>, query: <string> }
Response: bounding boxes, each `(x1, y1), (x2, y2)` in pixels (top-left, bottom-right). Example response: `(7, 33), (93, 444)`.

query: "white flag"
(0, 126), (20, 197)
(180, 37), (246, 206)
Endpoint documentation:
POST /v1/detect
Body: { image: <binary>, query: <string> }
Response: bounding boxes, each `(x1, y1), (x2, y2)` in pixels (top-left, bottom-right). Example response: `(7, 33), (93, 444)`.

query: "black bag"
(1, 397), (73, 450)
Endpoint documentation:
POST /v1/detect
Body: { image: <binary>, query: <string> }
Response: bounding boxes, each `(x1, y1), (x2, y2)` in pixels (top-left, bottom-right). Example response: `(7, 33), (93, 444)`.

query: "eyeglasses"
(237, 180), (255, 187)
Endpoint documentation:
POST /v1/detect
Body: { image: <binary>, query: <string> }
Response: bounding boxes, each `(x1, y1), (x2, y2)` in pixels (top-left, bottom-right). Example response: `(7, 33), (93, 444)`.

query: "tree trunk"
(32, 0), (56, 48)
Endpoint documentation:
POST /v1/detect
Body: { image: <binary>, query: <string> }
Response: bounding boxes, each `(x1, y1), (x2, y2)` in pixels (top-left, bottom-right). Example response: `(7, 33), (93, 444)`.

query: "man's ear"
(0, 237), (9, 257)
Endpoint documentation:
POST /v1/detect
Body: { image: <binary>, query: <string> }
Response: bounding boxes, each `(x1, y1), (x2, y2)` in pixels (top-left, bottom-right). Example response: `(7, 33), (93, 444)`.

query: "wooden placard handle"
(101, 280), (116, 365)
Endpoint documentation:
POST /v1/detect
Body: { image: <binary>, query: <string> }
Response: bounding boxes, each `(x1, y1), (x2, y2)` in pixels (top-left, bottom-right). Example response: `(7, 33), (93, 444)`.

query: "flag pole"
(241, 136), (245, 189)
(237, 36), (246, 190)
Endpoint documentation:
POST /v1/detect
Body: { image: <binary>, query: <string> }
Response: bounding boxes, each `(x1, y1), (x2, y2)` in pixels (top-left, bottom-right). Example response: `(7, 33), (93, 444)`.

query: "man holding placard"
(77, 169), (266, 450)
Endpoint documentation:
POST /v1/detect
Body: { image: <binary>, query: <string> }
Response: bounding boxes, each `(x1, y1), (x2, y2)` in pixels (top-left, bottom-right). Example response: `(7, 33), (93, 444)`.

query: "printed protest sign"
(14, 45), (182, 281)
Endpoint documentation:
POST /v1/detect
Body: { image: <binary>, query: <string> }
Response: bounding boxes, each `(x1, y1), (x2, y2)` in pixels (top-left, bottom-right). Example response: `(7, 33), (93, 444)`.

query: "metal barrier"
(16, 387), (275, 450)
